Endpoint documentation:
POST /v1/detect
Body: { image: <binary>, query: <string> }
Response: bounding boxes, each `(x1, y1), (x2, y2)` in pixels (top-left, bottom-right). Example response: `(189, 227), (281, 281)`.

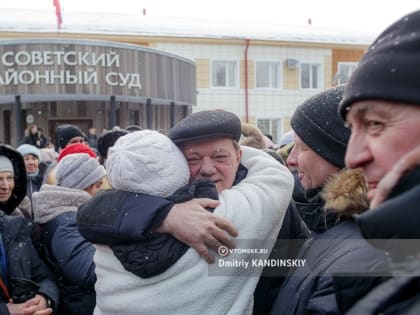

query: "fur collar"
(32, 184), (91, 224)
(321, 168), (369, 218)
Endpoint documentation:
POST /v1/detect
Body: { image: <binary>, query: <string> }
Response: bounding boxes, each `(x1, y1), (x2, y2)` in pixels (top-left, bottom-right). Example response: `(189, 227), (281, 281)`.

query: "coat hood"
(0, 145), (27, 214)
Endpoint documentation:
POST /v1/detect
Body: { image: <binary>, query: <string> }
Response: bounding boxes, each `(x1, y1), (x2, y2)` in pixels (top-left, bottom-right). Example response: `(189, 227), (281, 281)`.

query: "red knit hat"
(57, 143), (96, 162)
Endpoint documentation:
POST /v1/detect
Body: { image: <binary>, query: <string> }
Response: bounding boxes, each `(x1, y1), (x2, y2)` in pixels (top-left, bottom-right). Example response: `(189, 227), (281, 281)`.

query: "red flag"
(53, 0), (63, 30)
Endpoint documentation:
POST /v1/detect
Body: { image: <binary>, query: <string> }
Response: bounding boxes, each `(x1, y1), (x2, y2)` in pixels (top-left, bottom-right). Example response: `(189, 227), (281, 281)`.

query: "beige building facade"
(0, 8), (372, 145)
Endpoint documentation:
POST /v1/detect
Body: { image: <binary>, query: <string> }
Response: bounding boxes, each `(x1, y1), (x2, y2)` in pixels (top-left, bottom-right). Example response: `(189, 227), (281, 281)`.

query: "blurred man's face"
(181, 137), (242, 193)
(345, 100), (420, 200)
(67, 136), (85, 146)
(30, 125), (38, 135)
(287, 134), (339, 190)
(0, 171), (14, 203)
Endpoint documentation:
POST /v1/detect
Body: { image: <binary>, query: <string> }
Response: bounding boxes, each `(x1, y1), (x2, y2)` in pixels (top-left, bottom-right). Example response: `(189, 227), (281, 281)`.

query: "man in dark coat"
(334, 9), (420, 314)
(0, 145), (58, 315)
(270, 86), (389, 315)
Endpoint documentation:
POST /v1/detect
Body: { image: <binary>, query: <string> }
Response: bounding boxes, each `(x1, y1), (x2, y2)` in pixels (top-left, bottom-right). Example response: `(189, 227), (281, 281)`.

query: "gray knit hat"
(56, 153), (106, 190)
(17, 144), (40, 160)
(0, 156), (14, 174)
(106, 130), (190, 197)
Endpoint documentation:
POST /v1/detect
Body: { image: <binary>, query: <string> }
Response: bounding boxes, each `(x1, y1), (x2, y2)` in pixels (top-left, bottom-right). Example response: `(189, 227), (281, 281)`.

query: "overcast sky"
(1, 0), (420, 34)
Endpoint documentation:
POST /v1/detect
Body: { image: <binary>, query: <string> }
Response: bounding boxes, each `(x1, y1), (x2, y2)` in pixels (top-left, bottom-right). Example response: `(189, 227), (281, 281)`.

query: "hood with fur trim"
(0, 145), (27, 215)
(321, 168), (369, 219)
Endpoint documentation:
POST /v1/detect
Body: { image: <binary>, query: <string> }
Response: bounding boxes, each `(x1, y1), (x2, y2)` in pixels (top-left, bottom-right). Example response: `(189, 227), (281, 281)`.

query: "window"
(211, 60), (237, 88)
(336, 62), (358, 84)
(257, 118), (282, 144)
(300, 63), (322, 89)
(256, 62), (281, 88)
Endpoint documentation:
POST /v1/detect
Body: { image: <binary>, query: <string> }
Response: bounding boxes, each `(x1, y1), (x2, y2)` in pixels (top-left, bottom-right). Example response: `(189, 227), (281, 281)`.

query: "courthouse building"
(0, 8), (375, 146)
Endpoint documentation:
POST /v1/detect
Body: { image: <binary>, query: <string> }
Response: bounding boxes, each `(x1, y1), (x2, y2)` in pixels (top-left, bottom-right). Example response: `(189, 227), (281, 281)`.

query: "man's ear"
(236, 149), (243, 163)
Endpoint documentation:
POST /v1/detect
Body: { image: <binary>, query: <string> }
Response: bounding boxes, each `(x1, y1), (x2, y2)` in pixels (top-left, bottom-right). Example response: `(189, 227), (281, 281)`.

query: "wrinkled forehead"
(346, 100), (392, 121)
(180, 137), (237, 154)
(346, 100), (420, 123)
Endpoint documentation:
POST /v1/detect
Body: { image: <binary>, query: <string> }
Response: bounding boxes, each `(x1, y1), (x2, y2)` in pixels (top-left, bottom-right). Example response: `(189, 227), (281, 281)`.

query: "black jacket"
(0, 212), (59, 315)
(77, 165), (248, 245)
(270, 220), (389, 315)
(342, 168), (420, 315)
(79, 180), (218, 278)
(270, 169), (390, 315)
(253, 201), (310, 315)
(111, 179), (218, 277)
(295, 187), (339, 233)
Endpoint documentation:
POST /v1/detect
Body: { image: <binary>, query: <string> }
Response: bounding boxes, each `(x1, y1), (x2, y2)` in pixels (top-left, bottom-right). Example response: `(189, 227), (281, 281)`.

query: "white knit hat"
(56, 153), (106, 190)
(17, 144), (40, 160)
(106, 130), (190, 197)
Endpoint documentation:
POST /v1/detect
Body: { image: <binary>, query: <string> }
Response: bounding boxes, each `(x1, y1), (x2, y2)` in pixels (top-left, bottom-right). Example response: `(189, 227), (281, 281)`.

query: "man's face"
(287, 134), (339, 190)
(67, 136), (85, 146)
(0, 171), (14, 203)
(181, 137), (242, 193)
(23, 154), (39, 174)
(345, 100), (420, 199)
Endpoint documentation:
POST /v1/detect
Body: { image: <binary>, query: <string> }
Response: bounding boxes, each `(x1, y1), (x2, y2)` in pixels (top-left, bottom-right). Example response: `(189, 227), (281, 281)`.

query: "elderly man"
(334, 10), (420, 314)
(77, 110), (294, 314)
(0, 145), (58, 315)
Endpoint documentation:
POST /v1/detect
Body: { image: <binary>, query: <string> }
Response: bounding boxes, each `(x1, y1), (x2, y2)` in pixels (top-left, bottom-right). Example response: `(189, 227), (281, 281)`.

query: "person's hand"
(7, 295), (52, 315)
(370, 146), (420, 208)
(156, 198), (238, 263)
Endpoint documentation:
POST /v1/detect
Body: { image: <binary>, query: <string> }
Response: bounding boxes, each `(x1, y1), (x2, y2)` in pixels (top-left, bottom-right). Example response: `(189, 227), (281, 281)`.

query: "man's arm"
(77, 190), (238, 262)
(156, 198), (238, 263)
(77, 190), (174, 244)
(160, 146), (293, 263)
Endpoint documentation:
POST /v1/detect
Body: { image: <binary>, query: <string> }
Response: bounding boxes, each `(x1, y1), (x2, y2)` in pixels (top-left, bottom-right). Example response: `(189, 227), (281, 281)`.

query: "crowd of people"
(0, 9), (419, 315)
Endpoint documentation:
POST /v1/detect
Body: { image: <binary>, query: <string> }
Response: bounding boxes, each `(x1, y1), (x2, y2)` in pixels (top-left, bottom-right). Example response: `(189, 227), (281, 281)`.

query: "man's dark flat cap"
(169, 110), (241, 144)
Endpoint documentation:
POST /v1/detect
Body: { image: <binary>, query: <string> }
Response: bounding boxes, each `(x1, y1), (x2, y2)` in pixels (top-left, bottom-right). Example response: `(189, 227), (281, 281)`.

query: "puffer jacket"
(84, 179), (218, 278)
(0, 211), (59, 315)
(270, 169), (390, 315)
(32, 184), (95, 315)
